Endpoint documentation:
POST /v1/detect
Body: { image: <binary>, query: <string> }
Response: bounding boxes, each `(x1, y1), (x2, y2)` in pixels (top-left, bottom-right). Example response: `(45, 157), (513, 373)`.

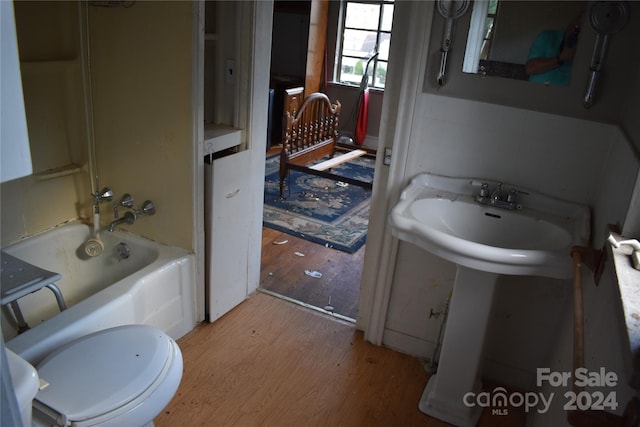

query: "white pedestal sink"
(390, 174), (590, 427)
(419, 266), (497, 426)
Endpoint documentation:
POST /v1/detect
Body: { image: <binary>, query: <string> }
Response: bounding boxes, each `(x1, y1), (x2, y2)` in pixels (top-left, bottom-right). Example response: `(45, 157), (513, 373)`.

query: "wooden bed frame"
(279, 92), (370, 197)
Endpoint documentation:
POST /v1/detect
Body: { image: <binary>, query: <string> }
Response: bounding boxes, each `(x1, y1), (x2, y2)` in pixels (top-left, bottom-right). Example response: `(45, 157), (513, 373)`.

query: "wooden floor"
(260, 144), (365, 320)
(157, 146), (525, 426)
(260, 227), (364, 320)
(155, 292), (525, 427)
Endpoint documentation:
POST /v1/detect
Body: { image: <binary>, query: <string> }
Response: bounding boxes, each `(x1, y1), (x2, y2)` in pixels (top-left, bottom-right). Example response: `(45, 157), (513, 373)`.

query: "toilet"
(8, 324), (182, 427)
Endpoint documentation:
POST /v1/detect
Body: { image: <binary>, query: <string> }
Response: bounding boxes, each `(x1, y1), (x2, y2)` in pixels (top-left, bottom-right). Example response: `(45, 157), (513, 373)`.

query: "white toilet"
(8, 324), (182, 427)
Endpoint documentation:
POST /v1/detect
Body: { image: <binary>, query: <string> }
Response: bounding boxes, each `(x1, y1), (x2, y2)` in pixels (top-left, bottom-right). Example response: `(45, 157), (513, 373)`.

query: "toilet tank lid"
(35, 324), (175, 422)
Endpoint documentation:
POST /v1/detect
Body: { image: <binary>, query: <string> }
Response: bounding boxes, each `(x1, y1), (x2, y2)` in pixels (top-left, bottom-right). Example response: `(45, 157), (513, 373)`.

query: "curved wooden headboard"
(283, 92), (341, 157)
(279, 92), (342, 197)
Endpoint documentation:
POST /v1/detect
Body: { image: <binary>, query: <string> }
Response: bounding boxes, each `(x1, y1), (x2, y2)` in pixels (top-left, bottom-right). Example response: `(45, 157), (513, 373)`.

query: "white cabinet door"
(205, 149), (253, 321)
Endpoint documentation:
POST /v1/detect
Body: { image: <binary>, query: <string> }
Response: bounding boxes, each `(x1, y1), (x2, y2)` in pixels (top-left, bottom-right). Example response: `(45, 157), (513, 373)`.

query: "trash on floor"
(304, 270), (322, 278)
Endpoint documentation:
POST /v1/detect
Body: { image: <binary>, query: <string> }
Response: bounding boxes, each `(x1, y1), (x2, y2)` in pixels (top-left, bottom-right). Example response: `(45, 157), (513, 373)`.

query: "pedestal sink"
(389, 173), (590, 426)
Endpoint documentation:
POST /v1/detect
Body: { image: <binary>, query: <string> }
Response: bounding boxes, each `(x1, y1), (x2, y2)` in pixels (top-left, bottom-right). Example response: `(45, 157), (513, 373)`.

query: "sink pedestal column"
(419, 265), (498, 427)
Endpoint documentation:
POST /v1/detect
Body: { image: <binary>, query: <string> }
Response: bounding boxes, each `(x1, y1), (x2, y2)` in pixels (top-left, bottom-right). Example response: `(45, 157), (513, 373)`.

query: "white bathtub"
(3, 221), (196, 364)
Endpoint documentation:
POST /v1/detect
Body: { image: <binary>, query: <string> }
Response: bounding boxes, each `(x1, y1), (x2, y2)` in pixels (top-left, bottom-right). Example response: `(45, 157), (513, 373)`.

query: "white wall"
(406, 95), (617, 205)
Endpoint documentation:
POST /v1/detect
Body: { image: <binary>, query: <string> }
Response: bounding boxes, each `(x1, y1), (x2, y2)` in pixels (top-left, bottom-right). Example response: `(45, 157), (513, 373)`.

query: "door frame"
(358, 1), (434, 344)
(191, 1), (274, 322)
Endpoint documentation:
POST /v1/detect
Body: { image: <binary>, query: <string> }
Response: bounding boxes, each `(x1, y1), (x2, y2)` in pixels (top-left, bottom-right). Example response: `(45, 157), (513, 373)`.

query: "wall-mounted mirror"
(462, 0), (585, 86)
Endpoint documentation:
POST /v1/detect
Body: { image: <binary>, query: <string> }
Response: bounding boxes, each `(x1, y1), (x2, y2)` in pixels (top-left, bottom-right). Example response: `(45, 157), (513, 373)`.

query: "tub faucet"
(108, 211), (135, 232)
(113, 193), (134, 219)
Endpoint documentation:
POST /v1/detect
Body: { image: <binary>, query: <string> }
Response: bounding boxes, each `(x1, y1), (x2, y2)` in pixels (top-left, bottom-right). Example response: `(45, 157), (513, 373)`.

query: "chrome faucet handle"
(93, 187), (113, 204)
(140, 200), (156, 215)
(479, 183), (490, 198)
(507, 188), (518, 203)
(120, 193), (134, 209)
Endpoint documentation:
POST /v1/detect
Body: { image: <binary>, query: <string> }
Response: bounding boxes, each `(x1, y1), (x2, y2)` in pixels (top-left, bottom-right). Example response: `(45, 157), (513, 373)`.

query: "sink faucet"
(108, 211), (135, 232)
(491, 182), (502, 201)
(476, 182), (520, 210)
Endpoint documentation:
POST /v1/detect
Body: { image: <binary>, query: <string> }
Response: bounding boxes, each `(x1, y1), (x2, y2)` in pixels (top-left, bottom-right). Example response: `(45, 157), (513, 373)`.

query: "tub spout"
(108, 211), (135, 232)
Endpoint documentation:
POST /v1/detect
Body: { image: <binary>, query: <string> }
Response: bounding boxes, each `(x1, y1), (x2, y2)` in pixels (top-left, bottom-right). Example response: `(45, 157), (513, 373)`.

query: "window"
(480, 0), (499, 60)
(336, 0), (394, 89)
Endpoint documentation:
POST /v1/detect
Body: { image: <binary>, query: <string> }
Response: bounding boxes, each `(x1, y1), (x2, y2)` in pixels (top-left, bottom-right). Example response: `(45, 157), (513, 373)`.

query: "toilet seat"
(33, 325), (182, 426)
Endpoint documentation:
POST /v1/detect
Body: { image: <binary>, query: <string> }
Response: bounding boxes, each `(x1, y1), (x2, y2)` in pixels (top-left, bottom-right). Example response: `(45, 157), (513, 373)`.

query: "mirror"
(462, 0), (585, 86)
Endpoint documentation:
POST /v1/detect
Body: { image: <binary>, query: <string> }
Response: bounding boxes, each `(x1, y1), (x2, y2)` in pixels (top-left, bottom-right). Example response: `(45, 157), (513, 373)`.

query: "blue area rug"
(263, 154), (375, 253)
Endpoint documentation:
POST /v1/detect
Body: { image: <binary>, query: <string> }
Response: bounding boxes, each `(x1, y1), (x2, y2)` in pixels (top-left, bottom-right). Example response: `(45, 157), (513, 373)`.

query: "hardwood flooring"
(155, 292), (526, 427)
(260, 144), (365, 320)
(260, 227), (364, 320)
(157, 146), (526, 426)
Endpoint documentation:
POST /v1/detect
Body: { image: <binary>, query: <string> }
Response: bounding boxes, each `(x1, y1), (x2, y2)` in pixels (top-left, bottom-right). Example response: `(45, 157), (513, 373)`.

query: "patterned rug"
(263, 154), (375, 253)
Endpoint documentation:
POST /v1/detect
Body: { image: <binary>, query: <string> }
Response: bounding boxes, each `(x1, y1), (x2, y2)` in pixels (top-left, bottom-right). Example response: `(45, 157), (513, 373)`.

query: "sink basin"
(390, 173), (590, 278)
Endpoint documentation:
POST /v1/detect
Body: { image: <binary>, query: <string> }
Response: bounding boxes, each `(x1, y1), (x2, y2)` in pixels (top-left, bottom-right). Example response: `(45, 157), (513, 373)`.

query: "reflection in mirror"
(463, 1), (585, 86)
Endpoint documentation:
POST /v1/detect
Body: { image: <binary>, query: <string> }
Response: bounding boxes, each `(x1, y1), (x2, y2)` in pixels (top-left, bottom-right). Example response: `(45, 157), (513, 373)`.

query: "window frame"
(335, 0), (394, 90)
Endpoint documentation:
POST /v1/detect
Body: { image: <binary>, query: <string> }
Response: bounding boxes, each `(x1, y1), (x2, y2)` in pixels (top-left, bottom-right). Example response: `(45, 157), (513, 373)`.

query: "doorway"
(260, 142), (371, 320)
(259, 1), (375, 321)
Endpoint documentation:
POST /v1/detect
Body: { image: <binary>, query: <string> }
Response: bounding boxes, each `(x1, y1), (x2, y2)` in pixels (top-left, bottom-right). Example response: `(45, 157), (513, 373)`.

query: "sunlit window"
(336, 0), (394, 89)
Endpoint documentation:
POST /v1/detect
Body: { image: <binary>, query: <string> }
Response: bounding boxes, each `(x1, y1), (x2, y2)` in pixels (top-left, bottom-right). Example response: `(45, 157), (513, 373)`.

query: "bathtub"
(3, 221), (196, 365)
